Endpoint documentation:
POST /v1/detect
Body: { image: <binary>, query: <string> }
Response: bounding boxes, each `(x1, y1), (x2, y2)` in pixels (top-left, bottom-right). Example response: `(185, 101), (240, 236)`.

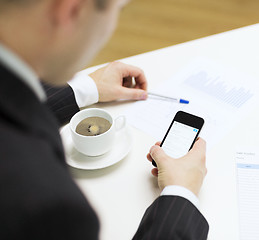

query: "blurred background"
(91, 0), (259, 66)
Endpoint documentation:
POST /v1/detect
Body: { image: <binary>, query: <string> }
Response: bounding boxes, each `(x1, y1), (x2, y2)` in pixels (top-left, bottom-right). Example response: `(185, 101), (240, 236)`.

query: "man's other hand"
(89, 62), (148, 102)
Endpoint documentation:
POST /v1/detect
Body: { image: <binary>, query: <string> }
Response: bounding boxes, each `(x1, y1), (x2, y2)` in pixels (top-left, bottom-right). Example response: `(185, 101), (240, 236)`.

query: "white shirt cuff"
(68, 69), (99, 108)
(160, 185), (199, 209)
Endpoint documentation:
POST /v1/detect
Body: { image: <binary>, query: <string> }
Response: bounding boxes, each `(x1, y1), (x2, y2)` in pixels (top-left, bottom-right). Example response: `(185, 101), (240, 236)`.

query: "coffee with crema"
(75, 117), (112, 136)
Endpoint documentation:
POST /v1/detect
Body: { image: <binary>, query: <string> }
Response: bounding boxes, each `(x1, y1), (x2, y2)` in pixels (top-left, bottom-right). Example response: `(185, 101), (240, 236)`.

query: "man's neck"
(0, 43), (46, 101)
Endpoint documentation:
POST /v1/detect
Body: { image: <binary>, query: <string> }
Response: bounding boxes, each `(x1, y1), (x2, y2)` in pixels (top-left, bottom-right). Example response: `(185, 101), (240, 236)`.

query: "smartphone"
(152, 111), (204, 167)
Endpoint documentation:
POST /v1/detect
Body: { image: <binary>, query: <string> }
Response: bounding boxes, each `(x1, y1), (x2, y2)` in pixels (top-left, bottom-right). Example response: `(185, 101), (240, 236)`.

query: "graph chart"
(184, 71), (253, 108)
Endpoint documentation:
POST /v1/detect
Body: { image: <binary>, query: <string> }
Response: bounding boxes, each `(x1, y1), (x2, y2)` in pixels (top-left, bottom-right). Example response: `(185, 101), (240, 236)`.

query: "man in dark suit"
(0, 0), (209, 239)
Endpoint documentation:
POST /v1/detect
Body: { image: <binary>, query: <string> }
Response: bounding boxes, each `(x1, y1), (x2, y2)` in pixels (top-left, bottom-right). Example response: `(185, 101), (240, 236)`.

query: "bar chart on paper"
(184, 71), (253, 108)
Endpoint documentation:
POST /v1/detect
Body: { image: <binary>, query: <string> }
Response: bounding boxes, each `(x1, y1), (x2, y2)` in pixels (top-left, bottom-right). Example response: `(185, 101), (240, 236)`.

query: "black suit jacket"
(0, 64), (209, 239)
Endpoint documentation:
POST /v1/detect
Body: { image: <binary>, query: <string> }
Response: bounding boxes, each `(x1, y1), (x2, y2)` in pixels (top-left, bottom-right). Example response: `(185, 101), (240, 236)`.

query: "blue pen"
(148, 92), (189, 104)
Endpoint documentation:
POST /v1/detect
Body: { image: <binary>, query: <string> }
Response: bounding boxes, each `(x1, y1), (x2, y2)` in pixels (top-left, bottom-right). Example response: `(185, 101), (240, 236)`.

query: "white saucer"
(60, 124), (132, 170)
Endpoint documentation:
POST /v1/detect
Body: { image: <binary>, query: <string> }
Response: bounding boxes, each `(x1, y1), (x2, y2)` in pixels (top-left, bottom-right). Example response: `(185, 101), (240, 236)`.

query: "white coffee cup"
(70, 108), (126, 156)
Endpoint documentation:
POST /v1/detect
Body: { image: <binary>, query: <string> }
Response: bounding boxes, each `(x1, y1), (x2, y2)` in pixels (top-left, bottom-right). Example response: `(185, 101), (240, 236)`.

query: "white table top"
(68, 24), (259, 240)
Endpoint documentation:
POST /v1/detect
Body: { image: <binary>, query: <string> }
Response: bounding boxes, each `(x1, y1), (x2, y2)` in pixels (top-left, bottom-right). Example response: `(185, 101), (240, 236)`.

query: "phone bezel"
(160, 111), (204, 149)
(152, 111), (204, 167)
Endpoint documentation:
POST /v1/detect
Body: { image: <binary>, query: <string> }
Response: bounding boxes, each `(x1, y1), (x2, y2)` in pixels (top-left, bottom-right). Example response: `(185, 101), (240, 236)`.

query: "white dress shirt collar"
(0, 44), (46, 102)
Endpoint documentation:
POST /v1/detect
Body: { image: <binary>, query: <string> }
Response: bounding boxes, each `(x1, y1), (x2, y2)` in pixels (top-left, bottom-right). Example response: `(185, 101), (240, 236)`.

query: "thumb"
(150, 145), (168, 167)
(119, 87), (147, 100)
(189, 138), (206, 158)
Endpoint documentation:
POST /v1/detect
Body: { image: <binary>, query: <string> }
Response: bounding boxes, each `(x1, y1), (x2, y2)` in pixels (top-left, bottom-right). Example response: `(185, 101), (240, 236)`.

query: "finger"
(149, 145), (167, 165)
(147, 153), (153, 162)
(151, 168), (158, 177)
(123, 76), (134, 88)
(147, 142), (161, 162)
(115, 62), (148, 91)
(189, 138), (206, 164)
(119, 87), (148, 100)
(134, 75), (148, 91)
(192, 138), (206, 152)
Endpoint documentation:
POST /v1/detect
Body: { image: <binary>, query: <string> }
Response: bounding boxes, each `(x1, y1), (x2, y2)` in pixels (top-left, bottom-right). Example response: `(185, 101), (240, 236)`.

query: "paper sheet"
(124, 58), (259, 149)
(236, 148), (259, 240)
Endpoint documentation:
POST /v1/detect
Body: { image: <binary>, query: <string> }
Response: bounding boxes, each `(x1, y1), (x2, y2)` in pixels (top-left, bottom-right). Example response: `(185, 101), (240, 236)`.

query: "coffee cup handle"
(114, 115), (126, 131)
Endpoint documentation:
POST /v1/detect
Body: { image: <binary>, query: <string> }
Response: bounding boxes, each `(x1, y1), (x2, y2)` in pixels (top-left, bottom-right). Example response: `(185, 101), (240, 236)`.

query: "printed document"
(124, 58), (259, 150)
(236, 148), (259, 240)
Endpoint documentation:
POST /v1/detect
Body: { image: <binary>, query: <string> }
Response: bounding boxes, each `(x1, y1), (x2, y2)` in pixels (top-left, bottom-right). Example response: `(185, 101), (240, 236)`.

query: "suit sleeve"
(133, 196), (209, 240)
(41, 82), (80, 126)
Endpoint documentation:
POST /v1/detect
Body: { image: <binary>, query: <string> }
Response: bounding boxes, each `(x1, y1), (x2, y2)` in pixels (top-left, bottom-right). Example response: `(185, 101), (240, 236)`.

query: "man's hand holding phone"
(147, 138), (207, 196)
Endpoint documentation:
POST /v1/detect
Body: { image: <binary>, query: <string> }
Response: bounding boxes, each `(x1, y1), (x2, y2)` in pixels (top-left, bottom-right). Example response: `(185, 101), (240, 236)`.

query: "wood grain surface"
(90, 0), (259, 66)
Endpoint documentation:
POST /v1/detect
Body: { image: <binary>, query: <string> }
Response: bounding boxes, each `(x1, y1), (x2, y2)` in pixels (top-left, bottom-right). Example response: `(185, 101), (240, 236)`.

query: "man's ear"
(51, 0), (84, 27)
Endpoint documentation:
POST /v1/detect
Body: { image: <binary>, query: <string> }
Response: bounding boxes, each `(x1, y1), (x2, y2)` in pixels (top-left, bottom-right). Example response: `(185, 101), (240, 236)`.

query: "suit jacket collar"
(0, 44), (46, 102)
(0, 64), (66, 166)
